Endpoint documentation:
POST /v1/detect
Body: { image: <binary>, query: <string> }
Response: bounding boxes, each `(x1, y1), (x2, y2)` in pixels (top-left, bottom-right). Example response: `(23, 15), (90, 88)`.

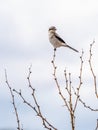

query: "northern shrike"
(48, 26), (79, 52)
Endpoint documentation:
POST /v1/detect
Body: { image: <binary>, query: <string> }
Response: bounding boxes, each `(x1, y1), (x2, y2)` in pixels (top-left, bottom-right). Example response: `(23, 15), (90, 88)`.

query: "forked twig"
(72, 83), (98, 112)
(51, 49), (75, 130)
(5, 70), (22, 130)
(14, 66), (57, 130)
(4, 43), (98, 130)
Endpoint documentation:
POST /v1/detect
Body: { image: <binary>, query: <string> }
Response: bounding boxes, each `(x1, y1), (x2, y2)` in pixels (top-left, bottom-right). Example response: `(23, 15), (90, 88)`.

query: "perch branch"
(51, 49), (70, 112)
(51, 49), (75, 130)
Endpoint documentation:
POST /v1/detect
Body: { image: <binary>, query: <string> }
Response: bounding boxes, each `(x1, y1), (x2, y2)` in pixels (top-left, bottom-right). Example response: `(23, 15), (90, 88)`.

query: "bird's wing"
(55, 33), (65, 43)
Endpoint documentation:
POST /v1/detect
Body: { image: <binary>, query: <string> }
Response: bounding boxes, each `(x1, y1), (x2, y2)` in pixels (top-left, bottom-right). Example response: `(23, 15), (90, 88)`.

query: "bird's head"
(48, 26), (57, 32)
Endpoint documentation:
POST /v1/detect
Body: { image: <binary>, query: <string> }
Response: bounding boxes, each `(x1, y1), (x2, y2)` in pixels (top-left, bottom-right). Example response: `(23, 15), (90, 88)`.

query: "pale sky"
(0, 0), (98, 130)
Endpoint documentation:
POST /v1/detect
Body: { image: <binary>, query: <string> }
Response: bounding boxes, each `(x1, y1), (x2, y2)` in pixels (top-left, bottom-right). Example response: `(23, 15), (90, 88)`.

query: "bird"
(48, 26), (79, 52)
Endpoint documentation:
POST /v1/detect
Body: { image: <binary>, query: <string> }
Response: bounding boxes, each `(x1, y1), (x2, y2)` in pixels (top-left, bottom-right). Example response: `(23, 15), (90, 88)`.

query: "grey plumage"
(48, 26), (79, 53)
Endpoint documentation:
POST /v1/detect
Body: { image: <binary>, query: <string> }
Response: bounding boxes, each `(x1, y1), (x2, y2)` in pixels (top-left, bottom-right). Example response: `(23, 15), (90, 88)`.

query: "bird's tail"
(65, 44), (79, 52)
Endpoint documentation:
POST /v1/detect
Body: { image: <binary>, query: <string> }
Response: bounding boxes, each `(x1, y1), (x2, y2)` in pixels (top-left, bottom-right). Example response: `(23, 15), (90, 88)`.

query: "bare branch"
(51, 49), (70, 112)
(51, 49), (76, 130)
(5, 69), (22, 130)
(79, 98), (98, 112)
(72, 85), (98, 112)
(68, 73), (75, 130)
(4, 42), (98, 130)
(88, 40), (98, 98)
(95, 119), (98, 130)
(14, 66), (57, 130)
(74, 50), (84, 112)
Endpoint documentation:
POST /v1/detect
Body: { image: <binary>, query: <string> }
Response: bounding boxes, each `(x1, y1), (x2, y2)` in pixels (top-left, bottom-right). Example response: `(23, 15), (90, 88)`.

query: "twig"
(68, 73), (75, 130)
(64, 69), (69, 92)
(74, 50), (84, 112)
(88, 40), (98, 98)
(5, 70), (22, 130)
(51, 49), (70, 112)
(79, 98), (98, 112)
(95, 119), (98, 130)
(51, 49), (75, 130)
(14, 66), (57, 130)
(72, 84), (98, 112)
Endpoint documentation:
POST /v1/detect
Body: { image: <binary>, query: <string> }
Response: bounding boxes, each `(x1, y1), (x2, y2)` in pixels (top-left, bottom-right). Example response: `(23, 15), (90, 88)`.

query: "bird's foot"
(54, 48), (56, 51)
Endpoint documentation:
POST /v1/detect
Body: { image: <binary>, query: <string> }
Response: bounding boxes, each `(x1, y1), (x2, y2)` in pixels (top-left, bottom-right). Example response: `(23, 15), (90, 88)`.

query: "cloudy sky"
(0, 0), (98, 130)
